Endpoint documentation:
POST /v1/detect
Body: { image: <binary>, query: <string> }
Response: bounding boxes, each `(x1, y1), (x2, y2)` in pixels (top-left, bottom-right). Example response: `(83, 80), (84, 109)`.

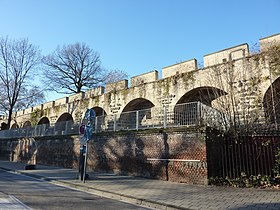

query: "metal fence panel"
(207, 135), (280, 179)
(0, 102), (228, 139)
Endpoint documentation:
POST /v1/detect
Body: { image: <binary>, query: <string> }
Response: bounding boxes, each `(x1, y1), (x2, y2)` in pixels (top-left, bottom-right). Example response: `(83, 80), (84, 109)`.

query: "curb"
(0, 167), (190, 210)
(52, 180), (188, 210)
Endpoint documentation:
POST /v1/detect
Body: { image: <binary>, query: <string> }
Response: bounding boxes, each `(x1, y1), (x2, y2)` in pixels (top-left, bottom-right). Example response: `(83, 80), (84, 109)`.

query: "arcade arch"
(11, 123), (19, 129)
(38, 117), (50, 125)
(91, 107), (107, 131)
(56, 113), (74, 123)
(176, 86), (227, 106)
(122, 98), (155, 113)
(92, 107), (107, 116)
(55, 113), (74, 134)
(0, 122), (8, 130)
(174, 87), (227, 126)
(263, 77), (280, 124)
(22, 121), (31, 127)
(119, 98), (155, 130)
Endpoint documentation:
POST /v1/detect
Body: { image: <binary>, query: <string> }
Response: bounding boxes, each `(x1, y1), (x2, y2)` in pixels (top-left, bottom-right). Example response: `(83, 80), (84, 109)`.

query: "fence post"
(95, 116), (98, 133)
(114, 114), (117, 132)
(164, 106), (167, 129)
(65, 121), (68, 135)
(197, 101), (201, 126)
(42, 124), (46, 136)
(136, 111), (139, 130)
(25, 127), (28, 137)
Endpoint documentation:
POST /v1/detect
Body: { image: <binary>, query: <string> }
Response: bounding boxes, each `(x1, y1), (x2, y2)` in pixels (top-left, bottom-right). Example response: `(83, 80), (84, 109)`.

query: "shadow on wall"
(87, 132), (153, 177)
(1, 129), (208, 185)
(86, 130), (207, 185)
(2, 138), (38, 164)
(3, 137), (78, 169)
(35, 137), (77, 168)
(145, 130), (208, 184)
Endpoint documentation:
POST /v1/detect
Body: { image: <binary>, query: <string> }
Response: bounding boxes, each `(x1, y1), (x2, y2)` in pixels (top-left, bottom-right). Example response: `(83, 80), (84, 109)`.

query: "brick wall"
(0, 128), (208, 185)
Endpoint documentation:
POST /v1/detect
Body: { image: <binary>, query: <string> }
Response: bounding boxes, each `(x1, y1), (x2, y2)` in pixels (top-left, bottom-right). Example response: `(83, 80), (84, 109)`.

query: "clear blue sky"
(0, 0), (279, 101)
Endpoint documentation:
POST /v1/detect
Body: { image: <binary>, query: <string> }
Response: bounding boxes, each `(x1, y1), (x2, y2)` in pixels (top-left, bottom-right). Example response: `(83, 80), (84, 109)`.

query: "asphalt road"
(0, 169), (152, 210)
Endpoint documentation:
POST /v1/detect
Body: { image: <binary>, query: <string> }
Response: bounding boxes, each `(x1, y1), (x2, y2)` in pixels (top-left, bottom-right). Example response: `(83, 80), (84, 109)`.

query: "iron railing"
(207, 135), (280, 178)
(0, 102), (228, 139)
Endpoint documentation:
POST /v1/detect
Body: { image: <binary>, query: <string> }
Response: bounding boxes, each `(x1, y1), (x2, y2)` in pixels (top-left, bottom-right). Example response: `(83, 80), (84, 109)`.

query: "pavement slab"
(0, 160), (279, 210)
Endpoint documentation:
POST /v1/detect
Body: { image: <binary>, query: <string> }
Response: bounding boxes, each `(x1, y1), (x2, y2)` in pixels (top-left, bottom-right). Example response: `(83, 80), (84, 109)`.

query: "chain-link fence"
(0, 101), (228, 139)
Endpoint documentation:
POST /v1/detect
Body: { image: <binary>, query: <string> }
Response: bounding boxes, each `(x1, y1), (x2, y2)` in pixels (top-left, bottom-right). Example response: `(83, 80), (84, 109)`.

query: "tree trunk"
(7, 108), (13, 129)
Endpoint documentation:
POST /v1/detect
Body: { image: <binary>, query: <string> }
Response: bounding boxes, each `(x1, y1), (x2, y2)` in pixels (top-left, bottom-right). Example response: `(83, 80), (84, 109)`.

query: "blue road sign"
(85, 109), (96, 121)
(84, 123), (93, 141)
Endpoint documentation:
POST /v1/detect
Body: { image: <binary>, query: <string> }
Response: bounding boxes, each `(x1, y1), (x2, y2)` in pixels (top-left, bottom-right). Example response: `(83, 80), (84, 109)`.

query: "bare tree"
(0, 37), (44, 129)
(104, 69), (129, 84)
(204, 44), (280, 135)
(42, 43), (107, 94)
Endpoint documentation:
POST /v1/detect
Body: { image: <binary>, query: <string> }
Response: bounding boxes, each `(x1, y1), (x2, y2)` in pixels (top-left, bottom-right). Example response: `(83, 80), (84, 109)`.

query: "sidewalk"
(0, 161), (279, 210)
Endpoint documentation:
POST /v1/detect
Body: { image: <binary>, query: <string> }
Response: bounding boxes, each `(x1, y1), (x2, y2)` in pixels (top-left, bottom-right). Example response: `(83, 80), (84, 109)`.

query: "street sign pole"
(83, 142), (88, 183)
(79, 145), (85, 181)
(79, 108), (96, 183)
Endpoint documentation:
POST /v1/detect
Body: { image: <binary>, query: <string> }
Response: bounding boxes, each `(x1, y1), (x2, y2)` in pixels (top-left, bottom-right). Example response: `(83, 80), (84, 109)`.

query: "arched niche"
(90, 107), (107, 132)
(119, 98), (155, 130)
(55, 113), (74, 134)
(122, 98), (155, 113)
(176, 86), (227, 106)
(22, 121), (31, 127)
(92, 107), (107, 116)
(11, 123), (19, 129)
(263, 77), (280, 124)
(38, 117), (50, 125)
(174, 87), (227, 126)
(57, 113), (74, 123)
(1, 122), (8, 130)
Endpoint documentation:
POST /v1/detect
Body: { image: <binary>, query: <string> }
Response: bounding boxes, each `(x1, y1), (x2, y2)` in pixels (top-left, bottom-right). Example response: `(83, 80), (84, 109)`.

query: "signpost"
(79, 109), (96, 183)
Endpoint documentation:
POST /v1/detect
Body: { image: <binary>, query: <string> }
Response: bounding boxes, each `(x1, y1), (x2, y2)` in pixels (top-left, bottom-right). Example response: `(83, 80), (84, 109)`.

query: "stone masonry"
(0, 33), (279, 129)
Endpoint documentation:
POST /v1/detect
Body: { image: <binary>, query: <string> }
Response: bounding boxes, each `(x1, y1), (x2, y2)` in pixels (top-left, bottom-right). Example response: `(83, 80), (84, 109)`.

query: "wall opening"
(11, 123), (19, 129)
(38, 117), (50, 125)
(92, 107), (107, 116)
(122, 98), (154, 112)
(119, 98), (155, 130)
(57, 113), (74, 123)
(1, 122), (8, 130)
(263, 77), (280, 124)
(55, 113), (74, 134)
(22, 121), (31, 127)
(176, 86), (227, 106)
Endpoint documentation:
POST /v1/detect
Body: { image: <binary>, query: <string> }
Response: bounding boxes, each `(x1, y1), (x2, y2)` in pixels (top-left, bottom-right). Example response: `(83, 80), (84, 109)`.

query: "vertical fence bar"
(240, 139), (245, 175)
(65, 121), (68, 135)
(221, 138), (225, 177)
(248, 139), (253, 176)
(136, 111), (139, 130)
(235, 139), (240, 177)
(114, 114), (117, 132)
(197, 101), (201, 126)
(260, 140), (265, 175)
(268, 137), (274, 176)
(224, 137), (228, 177)
(163, 106), (167, 129)
(254, 142), (259, 175)
(264, 142), (269, 175)
(230, 139), (235, 178)
(95, 117), (98, 133)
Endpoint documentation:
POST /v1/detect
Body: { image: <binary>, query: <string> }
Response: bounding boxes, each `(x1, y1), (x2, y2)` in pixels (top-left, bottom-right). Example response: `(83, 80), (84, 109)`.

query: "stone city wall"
(1, 33), (279, 129)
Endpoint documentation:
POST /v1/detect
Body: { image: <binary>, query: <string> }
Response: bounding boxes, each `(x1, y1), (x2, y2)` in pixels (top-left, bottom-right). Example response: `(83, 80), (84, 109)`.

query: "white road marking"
(0, 194), (31, 210)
